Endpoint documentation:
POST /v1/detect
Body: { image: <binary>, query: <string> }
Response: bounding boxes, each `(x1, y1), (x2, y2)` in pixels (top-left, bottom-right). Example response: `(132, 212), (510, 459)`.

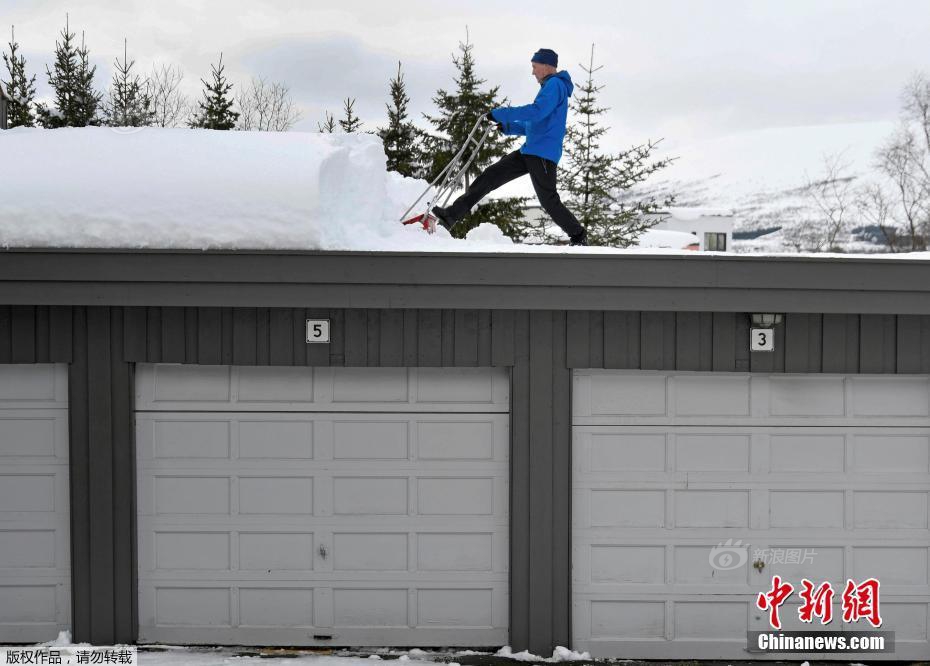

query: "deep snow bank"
(2, 126), (926, 258)
(0, 126), (693, 253)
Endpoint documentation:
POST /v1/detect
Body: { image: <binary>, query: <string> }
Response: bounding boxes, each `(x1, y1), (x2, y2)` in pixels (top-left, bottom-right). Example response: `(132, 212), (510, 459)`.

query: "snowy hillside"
(624, 121), (896, 252)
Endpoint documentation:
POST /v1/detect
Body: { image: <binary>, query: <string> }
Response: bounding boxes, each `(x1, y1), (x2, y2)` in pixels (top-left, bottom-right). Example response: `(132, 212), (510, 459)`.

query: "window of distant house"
(704, 232), (727, 251)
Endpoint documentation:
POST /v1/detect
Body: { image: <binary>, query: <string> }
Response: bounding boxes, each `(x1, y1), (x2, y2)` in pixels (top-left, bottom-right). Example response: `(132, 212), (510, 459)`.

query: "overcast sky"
(5, 0), (930, 149)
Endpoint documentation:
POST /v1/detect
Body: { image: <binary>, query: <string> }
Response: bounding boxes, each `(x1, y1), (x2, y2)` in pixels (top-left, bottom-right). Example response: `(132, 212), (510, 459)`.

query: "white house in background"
(521, 204), (729, 250)
(645, 207), (735, 251)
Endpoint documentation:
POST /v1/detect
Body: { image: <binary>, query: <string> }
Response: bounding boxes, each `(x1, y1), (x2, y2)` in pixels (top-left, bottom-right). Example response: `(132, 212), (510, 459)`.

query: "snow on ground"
(5, 632), (595, 666)
(1, 124), (927, 259)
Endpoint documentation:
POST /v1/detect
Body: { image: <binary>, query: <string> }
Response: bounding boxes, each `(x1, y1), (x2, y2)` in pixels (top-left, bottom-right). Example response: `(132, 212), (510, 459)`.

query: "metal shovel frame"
(399, 114), (495, 233)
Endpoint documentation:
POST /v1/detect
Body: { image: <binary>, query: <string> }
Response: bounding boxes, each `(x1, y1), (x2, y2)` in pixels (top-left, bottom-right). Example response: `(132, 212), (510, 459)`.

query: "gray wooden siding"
(121, 307), (516, 368)
(567, 311), (930, 373)
(2, 303), (929, 652)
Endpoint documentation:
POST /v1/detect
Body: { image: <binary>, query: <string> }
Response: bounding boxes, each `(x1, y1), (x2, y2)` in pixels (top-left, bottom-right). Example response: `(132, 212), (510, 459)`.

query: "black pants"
(445, 150), (585, 239)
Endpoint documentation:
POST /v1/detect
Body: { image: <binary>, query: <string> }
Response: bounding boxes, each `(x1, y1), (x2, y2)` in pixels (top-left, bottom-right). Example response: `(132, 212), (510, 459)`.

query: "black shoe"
(570, 230), (588, 246)
(431, 205), (456, 231)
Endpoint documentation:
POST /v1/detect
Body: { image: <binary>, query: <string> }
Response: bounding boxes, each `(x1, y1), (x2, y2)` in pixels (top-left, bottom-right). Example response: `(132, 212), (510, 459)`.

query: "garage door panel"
(852, 434), (930, 472)
(850, 376), (930, 416)
(137, 364), (509, 645)
(0, 364), (67, 405)
(574, 371), (930, 426)
(573, 370), (930, 660)
(0, 365), (70, 643)
(137, 366), (508, 413)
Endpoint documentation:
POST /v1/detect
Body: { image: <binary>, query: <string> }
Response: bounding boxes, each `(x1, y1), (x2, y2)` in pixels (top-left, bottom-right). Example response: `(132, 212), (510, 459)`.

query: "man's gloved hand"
(484, 111), (504, 132)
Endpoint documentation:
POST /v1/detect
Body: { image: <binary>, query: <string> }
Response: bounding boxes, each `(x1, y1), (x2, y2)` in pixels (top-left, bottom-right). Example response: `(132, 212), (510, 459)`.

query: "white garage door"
(573, 370), (930, 661)
(135, 364), (509, 646)
(0, 365), (71, 643)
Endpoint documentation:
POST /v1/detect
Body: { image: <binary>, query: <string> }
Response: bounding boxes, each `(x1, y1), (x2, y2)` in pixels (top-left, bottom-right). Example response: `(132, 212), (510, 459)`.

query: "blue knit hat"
(531, 48), (558, 68)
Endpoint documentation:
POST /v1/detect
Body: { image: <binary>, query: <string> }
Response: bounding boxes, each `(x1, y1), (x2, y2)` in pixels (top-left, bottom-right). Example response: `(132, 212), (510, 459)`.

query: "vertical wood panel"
(68, 307), (90, 640)
(674, 312), (701, 371)
(860, 314), (895, 373)
(477, 310), (492, 367)
(255, 309), (271, 365)
(528, 311), (553, 652)
(220, 308), (234, 365)
(786, 313), (823, 373)
(269, 309), (294, 365)
(145, 308), (162, 363)
(403, 310), (418, 366)
(290, 309), (308, 366)
(454, 310), (479, 367)
(197, 308), (222, 365)
(491, 310), (515, 367)
(50, 306), (73, 363)
(712, 312), (736, 371)
(604, 312), (640, 369)
(441, 309), (455, 366)
(109, 308), (136, 641)
(734, 312), (750, 371)
(366, 310), (380, 367)
(588, 311), (604, 368)
(908, 316), (930, 372)
(0, 306), (10, 363)
(34, 306), (50, 363)
(11, 305), (35, 362)
(232, 308), (257, 365)
(344, 309), (368, 366)
(160, 307), (185, 363)
(86, 307), (115, 643)
(379, 309), (404, 367)
(565, 311), (590, 368)
(123, 307), (149, 363)
(417, 310), (442, 366)
(509, 310), (530, 651)
(183, 308), (198, 364)
(550, 311), (570, 648)
(897, 315), (921, 373)
(307, 309), (332, 366)
(641, 312), (674, 370)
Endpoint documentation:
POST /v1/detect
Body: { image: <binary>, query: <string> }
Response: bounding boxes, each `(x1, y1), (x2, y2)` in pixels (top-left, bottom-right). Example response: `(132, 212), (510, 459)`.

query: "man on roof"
(432, 48), (588, 246)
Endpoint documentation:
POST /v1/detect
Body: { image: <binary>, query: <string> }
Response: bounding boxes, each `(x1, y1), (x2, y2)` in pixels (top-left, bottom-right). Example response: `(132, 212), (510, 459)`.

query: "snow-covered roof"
(658, 206), (734, 220)
(0, 125), (926, 260)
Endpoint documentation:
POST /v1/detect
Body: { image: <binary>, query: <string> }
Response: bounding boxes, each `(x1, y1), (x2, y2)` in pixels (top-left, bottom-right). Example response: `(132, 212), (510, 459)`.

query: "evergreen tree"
(102, 38), (153, 127)
(189, 53), (239, 130)
(72, 30), (102, 125)
(378, 62), (419, 177)
(318, 110), (337, 133)
(423, 33), (526, 239)
(339, 97), (362, 132)
(2, 26), (37, 127)
(36, 16), (101, 127)
(558, 44), (675, 247)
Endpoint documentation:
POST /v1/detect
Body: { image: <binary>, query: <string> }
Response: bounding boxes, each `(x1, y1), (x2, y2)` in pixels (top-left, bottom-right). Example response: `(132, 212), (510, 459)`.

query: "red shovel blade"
(401, 213), (437, 233)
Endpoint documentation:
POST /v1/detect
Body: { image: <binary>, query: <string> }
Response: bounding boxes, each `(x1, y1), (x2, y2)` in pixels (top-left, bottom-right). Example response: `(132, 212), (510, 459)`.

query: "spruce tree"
(559, 44), (675, 247)
(318, 110), (337, 133)
(339, 97), (362, 132)
(2, 26), (37, 127)
(72, 30), (102, 126)
(102, 39), (153, 127)
(378, 62), (419, 177)
(423, 33), (526, 239)
(189, 53), (239, 130)
(35, 16), (75, 127)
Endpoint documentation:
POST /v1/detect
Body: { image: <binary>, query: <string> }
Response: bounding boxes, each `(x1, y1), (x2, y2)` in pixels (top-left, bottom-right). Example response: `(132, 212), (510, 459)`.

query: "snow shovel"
(400, 114), (496, 233)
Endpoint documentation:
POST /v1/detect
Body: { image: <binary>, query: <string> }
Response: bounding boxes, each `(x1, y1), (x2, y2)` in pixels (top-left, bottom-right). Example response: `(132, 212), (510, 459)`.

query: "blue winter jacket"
(490, 70), (574, 164)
